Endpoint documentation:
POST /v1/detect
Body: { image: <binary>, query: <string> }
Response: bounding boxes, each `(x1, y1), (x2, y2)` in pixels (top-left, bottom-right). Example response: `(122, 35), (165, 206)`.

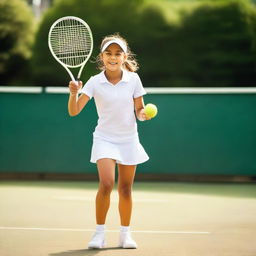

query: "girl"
(68, 34), (150, 249)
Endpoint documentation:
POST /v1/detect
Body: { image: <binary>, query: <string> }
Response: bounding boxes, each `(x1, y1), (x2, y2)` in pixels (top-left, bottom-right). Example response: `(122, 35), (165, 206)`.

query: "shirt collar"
(99, 69), (130, 84)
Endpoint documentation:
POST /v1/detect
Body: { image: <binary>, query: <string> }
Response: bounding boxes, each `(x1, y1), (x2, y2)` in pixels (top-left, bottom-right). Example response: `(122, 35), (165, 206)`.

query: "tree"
(31, 0), (170, 86)
(31, 0), (256, 87)
(0, 0), (35, 85)
(167, 0), (256, 87)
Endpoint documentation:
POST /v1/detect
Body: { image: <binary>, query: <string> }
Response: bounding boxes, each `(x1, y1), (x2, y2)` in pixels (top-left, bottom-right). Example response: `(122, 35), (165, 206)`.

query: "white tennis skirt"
(90, 137), (149, 165)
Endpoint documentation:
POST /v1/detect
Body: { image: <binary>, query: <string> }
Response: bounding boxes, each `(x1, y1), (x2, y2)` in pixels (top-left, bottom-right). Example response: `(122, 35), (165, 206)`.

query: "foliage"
(31, 0), (256, 87)
(31, 0), (169, 86)
(167, 0), (256, 86)
(2, 0), (256, 87)
(0, 0), (35, 85)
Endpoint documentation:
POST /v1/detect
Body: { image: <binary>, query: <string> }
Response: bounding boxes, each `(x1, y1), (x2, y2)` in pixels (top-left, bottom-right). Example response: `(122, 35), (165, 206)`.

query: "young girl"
(68, 34), (151, 249)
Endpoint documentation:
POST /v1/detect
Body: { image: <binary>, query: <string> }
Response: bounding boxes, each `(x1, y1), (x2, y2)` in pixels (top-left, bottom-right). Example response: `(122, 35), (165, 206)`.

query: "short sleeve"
(80, 76), (94, 99)
(133, 73), (146, 98)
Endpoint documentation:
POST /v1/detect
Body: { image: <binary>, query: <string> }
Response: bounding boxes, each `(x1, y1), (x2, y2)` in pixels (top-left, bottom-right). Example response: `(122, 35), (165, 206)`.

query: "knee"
(99, 181), (114, 195)
(118, 184), (132, 198)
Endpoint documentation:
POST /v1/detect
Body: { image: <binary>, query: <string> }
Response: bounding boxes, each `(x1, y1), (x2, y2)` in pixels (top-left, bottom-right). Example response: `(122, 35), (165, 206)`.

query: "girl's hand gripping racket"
(48, 16), (93, 84)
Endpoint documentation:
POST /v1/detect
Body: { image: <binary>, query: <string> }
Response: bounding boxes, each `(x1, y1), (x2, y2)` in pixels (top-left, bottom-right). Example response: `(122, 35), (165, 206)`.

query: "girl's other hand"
(69, 81), (83, 96)
(139, 108), (151, 121)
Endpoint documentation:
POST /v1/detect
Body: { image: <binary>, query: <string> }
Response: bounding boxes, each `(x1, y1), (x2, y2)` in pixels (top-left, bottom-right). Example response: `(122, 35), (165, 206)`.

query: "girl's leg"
(88, 158), (115, 249)
(96, 158), (116, 224)
(117, 164), (136, 226)
(117, 164), (137, 249)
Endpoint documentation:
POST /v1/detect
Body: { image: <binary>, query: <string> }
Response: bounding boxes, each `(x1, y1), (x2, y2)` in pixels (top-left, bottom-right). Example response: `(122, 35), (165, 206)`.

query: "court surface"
(0, 181), (256, 256)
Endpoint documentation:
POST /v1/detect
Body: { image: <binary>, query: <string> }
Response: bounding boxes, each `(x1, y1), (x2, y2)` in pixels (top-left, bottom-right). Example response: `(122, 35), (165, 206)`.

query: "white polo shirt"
(80, 70), (146, 143)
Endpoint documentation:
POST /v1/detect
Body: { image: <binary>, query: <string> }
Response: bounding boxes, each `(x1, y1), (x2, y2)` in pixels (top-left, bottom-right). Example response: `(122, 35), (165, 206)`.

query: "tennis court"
(1, 181), (256, 256)
(2, 1), (256, 255)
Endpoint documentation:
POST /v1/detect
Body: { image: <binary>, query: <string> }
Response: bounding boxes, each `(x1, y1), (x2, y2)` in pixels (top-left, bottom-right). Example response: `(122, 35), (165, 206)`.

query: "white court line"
(45, 87), (71, 93)
(53, 196), (169, 203)
(0, 86), (42, 93)
(43, 86), (256, 94)
(145, 87), (256, 94)
(1, 86), (256, 94)
(0, 226), (210, 234)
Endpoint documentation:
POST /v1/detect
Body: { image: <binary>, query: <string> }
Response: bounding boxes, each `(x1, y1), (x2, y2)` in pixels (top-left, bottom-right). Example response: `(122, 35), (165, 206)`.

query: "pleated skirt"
(90, 136), (149, 165)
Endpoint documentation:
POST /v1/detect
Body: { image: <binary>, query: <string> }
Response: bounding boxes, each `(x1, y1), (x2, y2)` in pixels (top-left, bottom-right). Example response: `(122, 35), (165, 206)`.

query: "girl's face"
(101, 43), (127, 72)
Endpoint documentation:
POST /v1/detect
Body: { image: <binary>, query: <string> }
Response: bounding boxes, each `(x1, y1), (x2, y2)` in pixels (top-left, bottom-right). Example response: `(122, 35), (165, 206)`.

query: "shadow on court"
(50, 247), (122, 256)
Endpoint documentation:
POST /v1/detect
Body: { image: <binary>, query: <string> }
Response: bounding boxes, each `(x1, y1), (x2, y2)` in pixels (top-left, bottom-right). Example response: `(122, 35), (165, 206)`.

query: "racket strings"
(50, 19), (92, 67)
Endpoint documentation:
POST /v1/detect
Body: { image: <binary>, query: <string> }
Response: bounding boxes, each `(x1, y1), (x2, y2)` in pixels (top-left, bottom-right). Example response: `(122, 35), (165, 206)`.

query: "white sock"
(120, 225), (130, 233)
(96, 224), (105, 232)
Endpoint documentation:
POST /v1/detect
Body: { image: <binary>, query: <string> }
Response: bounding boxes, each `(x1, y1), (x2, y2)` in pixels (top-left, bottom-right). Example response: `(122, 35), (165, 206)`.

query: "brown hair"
(96, 33), (139, 72)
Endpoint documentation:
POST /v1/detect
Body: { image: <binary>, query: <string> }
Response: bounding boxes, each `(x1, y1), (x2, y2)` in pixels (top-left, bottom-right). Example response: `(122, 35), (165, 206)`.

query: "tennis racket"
(48, 16), (93, 83)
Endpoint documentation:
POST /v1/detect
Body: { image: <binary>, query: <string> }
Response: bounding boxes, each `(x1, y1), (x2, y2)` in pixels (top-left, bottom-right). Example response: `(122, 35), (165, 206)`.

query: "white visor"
(101, 39), (127, 53)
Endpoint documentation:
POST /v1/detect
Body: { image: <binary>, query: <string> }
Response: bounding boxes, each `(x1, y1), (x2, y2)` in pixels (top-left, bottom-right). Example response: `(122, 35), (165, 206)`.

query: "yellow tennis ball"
(145, 103), (158, 118)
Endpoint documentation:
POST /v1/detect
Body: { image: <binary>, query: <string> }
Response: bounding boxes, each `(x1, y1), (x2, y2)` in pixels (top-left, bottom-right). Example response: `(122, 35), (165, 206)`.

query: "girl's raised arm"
(68, 81), (90, 116)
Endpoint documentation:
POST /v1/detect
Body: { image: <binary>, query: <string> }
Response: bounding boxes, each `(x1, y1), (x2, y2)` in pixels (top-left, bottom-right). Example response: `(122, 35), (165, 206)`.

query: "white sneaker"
(88, 231), (105, 249)
(119, 231), (137, 249)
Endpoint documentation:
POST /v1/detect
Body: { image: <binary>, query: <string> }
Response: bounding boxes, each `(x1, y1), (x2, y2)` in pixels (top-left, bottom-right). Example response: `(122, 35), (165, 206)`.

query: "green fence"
(0, 87), (256, 177)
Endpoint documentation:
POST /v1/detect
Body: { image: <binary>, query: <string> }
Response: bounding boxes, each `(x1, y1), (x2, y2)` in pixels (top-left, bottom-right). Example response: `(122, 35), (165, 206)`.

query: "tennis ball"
(145, 103), (158, 118)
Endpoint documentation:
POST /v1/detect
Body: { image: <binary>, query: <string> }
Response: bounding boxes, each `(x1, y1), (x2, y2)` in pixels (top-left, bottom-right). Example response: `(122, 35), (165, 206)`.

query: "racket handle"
(76, 80), (82, 89)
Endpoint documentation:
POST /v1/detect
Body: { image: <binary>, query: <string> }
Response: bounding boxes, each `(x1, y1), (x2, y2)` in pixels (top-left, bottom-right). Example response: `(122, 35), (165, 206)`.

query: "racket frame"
(48, 16), (93, 82)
